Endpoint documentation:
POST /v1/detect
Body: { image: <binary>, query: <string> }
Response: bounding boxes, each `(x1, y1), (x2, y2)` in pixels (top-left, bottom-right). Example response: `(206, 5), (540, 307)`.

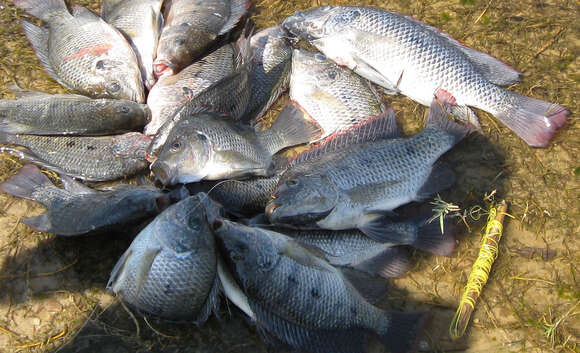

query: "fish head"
(105, 101), (151, 129)
(155, 25), (203, 78)
(111, 132), (151, 160)
(266, 172), (338, 225)
(283, 6), (356, 41)
(291, 49), (343, 92)
(93, 58), (146, 103)
(212, 219), (281, 285)
(151, 126), (212, 185)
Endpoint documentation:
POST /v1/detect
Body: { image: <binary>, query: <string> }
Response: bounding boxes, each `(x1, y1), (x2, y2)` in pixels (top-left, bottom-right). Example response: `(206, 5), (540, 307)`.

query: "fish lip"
(265, 202), (281, 219)
(144, 152), (158, 163)
(150, 160), (173, 185)
(153, 59), (175, 78)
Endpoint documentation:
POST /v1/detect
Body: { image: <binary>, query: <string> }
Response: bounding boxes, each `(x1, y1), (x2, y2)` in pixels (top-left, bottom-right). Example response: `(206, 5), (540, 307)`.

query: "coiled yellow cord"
(449, 201), (510, 339)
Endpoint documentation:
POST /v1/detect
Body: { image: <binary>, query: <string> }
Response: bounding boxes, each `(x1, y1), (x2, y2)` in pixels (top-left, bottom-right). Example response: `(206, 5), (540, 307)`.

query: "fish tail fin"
(14, 0), (69, 23)
(378, 311), (429, 353)
(21, 214), (52, 233)
(412, 217), (456, 256)
(0, 165), (53, 203)
(426, 89), (471, 145)
(258, 102), (322, 155)
(492, 90), (568, 147)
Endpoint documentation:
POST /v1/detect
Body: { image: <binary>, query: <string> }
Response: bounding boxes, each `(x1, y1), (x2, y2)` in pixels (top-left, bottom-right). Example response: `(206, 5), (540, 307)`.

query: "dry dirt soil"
(0, 0), (578, 352)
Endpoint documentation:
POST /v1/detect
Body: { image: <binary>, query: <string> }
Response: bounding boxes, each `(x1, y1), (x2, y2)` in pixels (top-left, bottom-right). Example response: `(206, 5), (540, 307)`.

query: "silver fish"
(0, 165), (175, 236)
(266, 91), (467, 242)
(107, 194), (220, 321)
(101, 0), (164, 90)
(15, 0), (145, 102)
(244, 26), (293, 124)
(283, 6), (568, 147)
(144, 39), (242, 136)
(0, 132), (150, 181)
(289, 48), (386, 140)
(212, 218), (428, 353)
(150, 106), (320, 185)
(154, 0), (249, 77)
(0, 90), (149, 135)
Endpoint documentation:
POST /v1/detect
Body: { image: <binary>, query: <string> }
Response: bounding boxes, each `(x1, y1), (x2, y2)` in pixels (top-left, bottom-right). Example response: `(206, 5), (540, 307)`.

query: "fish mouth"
(150, 160), (173, 185)
(265, 202), (281, 219)
(153, 59), (175, 78)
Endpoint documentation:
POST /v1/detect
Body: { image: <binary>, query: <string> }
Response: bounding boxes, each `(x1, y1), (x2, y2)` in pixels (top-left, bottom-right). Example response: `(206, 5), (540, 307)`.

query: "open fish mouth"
(153, 60), (175, 78)
(151, 160), (173, 185)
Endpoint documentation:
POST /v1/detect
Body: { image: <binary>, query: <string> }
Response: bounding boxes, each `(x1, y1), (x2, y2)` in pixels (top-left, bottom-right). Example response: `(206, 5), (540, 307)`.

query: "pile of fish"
(0, 0), (568, 352)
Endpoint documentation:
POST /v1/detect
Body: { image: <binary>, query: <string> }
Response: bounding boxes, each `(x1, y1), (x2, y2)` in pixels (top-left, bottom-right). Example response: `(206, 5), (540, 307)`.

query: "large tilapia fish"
(213, 218), (427, 353)
(0, 132), (150, 181)
(0, 165), (179, 236)
(154, 0), (249, 77)
(266, 91), (467, 242)
(283, 6), (568, 147)
(14, 0), (145, 102)
(101, 0), (164, 90)
(107, 194), (220, 321)
(0, 90), (149, 135)
(145, 36), (245, 136)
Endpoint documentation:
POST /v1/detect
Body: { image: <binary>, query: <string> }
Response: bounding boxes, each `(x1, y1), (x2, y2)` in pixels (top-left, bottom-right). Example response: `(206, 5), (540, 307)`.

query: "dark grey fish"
(244, 26), (293, 123)
(15, 0), (145, 102)
(0, 132), (150, 181)
(145, 36), (245, 136)
(0, 90), (149, 135)
(267, 91), (467, 242)
(0, 165), (177, 236)
(282, 5), (568, 147)
(150, 106), (321, 185)
(213, 218), (428, 353)
(154, 0), (249, 77)
(101, 0), (164, 89)
(107, 193), (221, 321)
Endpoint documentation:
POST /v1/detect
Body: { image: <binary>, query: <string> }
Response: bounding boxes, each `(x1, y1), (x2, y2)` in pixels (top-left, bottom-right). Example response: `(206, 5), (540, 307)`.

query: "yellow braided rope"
(449, 201), (509, 339)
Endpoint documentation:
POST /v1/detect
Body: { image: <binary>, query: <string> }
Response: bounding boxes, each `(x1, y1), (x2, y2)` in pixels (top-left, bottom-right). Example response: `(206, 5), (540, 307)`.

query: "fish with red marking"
(14, 0), (145, 102)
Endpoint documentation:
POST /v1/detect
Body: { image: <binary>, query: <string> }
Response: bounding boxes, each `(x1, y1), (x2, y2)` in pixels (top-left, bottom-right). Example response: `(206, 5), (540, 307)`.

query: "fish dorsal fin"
(60, 175), (97, 194)
(291, 107), (398, 165)
(399, 13), (520, 85)
(340, 267), (390, 305)
(21, 21), (71, 90)
(218, 0), (250, 36)
(72, 5), (101, 21)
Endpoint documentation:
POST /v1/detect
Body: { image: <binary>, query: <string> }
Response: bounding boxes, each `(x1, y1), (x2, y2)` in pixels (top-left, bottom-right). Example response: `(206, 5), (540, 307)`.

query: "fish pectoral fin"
(282, 241), (334, 273)
(353, 246), (413, 279)
(345, 180), (401, 204)
(71, 5), (101, 22)
(100, 0), (124, 21)
(134, 247), (162, 301)
(340, 267), (390, 305)
(106, 249), (133, 293)
(60, 174), (97, 195)
(249, 300), (369, 353)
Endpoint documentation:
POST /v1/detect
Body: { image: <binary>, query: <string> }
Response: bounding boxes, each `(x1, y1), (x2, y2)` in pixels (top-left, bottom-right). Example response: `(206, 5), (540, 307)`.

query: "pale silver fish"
(15, 0), (145, 102)
(0, 132), (150, 181)
(107, 194), (220, 321)
(283, 6), (568, 147)
(144, 39), (242, 136)
(244, 26), (293, 123)
(0, 165), (176, 236)
(213, 218), (428, 353)
(101, 0), (164, 90)
(154, 0), (249, 77)
(0, 90), (149, 135)
(289, 48), (386, 140)
(267, 92), (467, 242)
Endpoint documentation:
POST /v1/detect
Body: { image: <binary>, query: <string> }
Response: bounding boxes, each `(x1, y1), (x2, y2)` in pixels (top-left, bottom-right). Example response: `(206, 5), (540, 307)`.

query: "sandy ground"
(0, 0), (578, 352)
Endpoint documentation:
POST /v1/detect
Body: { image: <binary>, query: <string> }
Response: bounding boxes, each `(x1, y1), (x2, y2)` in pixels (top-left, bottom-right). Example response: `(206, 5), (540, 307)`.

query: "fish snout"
(265, 202), (281, 219)
(153, 60), (175, 78)
(151, 160), (173, 185)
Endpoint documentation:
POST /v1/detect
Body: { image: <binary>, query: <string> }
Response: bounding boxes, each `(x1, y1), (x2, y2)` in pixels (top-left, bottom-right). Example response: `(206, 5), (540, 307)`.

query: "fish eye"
(108, 82), (121, 93)
(180, 22), (189, 28)
(111, 145), (121, 154)
(286, 179), (299, 187)
(117, 105), (131, 114)
(197, 133), (207, 141)
(170, 141), (181, 152)
(314, 53), (326, 62)
(327, 71), (337, 80)
(175, 38), (186, 46)
(182, 87), (193, 97)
